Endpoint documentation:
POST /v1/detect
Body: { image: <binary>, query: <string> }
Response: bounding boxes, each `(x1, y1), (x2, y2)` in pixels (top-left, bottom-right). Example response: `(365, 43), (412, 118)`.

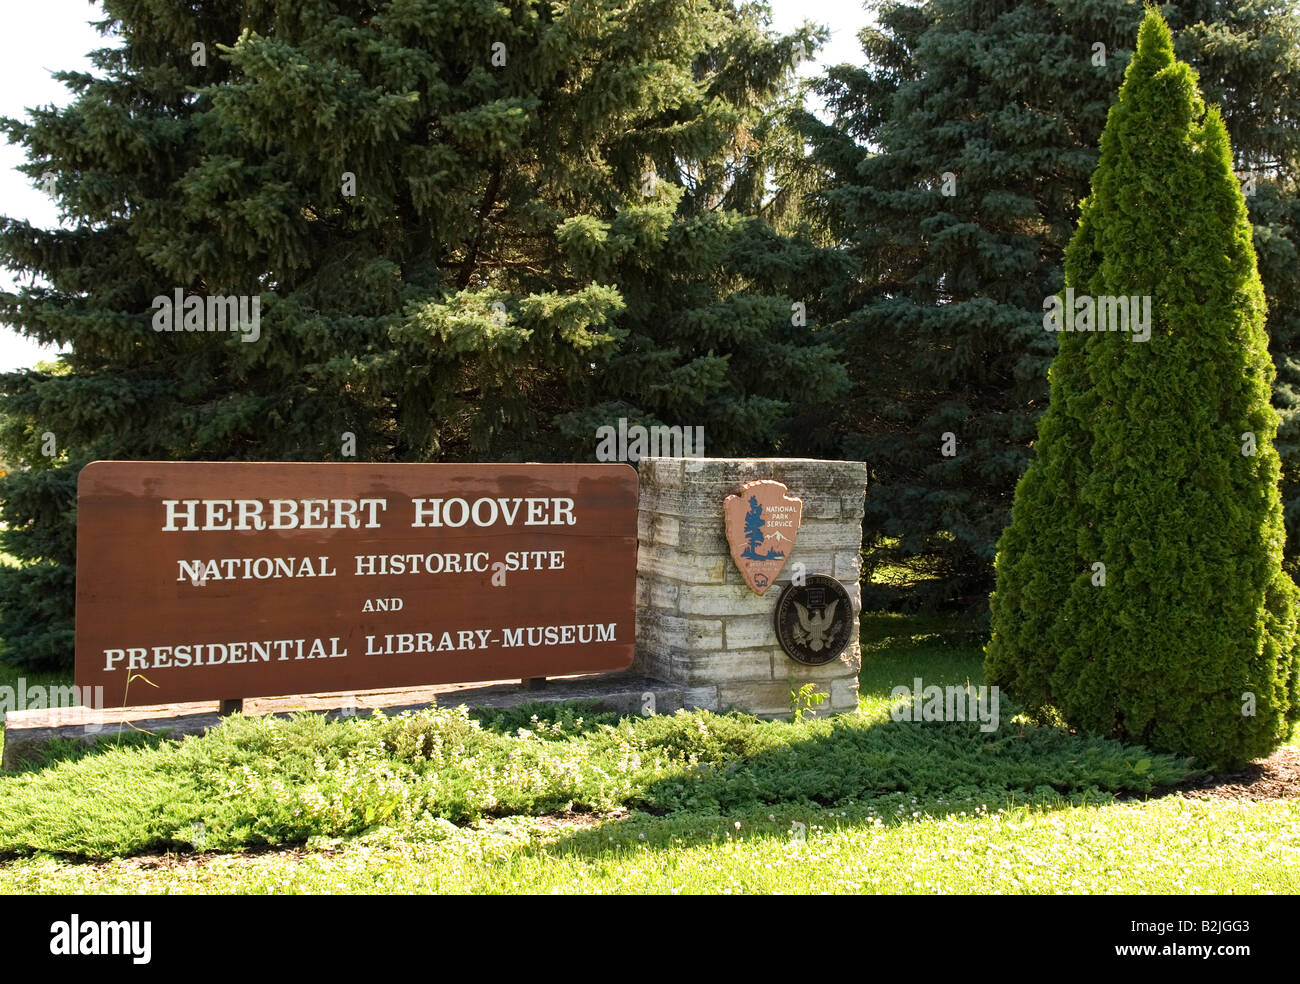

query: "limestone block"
(794, 520), (864, 551)
(833, 551), (863, 580)
(780, 645), (861, 681)
(672, 649), (773, 686)
(638, 609), (722, 650)
(830, 676), (861, 712)
(678, 583), (771, 618)
(652, 514), (681, 548)
(723, 614), (778, 650)
(683, 685), (719, 712)
(650, 580), (680, 611)
(641, 458), (684, 490)
(638, 544), (727, 584)
(785, 551), (835, 577)
(717, 680), (800, 717)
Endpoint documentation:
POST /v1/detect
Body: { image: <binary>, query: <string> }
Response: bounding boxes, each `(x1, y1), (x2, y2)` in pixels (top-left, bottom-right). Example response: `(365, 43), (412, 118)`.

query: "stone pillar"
(635, 457), (866, 718)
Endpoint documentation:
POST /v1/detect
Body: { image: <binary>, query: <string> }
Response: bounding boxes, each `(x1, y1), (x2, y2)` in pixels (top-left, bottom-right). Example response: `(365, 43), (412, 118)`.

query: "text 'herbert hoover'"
(159, 496), (577, 532)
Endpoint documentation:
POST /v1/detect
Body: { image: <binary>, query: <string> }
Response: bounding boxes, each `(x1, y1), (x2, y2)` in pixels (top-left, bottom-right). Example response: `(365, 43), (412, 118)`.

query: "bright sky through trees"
(0, 0), (869, 371)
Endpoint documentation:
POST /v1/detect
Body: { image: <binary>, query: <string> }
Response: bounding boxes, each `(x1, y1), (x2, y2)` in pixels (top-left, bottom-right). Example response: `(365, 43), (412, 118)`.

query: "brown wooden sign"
(74, 462), (638, 707)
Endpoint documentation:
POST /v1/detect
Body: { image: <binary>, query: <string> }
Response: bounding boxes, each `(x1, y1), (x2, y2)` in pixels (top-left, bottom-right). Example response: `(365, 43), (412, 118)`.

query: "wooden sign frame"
(74, 461), (638, 706)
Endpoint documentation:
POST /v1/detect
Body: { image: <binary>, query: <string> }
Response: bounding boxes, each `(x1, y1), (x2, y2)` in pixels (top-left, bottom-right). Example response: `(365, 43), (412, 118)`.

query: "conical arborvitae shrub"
(985, 10), (1300, 770)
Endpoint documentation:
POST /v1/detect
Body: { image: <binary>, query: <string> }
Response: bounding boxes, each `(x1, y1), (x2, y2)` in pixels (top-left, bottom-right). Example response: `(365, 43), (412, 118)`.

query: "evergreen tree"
(0, 0), (839, 669)
(744, 497), (764, 550)
(986, 9), (1299, 769)
(804, 0), (1300, 611)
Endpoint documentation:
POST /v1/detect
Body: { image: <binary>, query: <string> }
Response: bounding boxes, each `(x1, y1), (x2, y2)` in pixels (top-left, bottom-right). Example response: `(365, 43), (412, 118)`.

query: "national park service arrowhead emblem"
(723, 480), (802, 595)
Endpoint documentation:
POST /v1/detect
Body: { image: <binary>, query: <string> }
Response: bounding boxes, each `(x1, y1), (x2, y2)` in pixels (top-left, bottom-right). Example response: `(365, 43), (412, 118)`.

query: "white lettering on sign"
(160, 496), (578, 532)
(99, 621), (617, 670)
(162, 498), (388, 531)
(172, 551), (570, 582)
(500, 623), (616, 647)
(177, 556), (337, 582)
(102, 636), (349, 671)
(410, 497), (575, 529)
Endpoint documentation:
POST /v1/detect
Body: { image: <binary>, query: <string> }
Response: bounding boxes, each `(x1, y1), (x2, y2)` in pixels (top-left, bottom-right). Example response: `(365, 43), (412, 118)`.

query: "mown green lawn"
(0, 612), (1295, 894)
(4, 795), (1294, 895)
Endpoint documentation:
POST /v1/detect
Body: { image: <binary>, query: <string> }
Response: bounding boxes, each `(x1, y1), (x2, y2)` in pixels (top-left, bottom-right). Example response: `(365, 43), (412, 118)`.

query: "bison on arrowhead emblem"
(723, 480), (803, 595)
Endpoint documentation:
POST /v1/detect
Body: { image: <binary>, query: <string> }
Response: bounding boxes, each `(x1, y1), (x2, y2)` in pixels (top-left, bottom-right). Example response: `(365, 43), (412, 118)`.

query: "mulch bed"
(1170, 745), (1300, 802)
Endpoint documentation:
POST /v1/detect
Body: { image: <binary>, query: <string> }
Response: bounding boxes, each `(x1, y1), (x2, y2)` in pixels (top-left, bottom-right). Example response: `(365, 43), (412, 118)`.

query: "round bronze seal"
(774, 575), (853, 666)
